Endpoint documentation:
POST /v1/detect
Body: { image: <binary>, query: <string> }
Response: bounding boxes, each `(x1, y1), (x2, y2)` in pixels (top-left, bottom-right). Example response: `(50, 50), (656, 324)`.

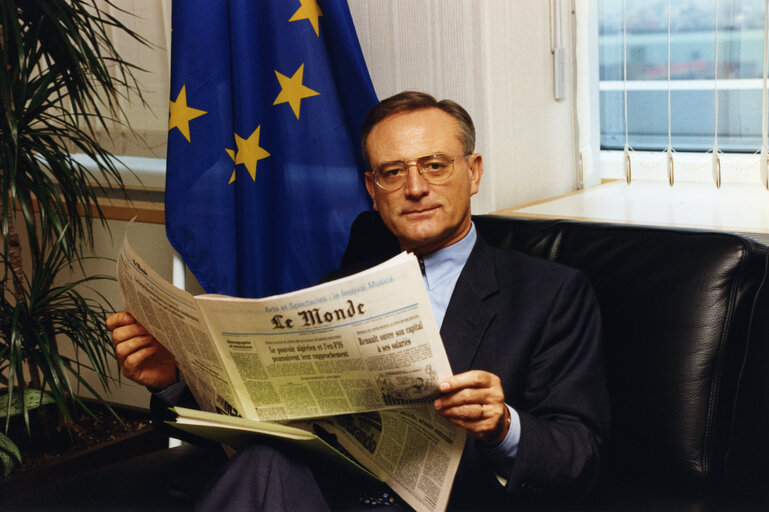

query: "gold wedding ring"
(480, 403), (484, 418)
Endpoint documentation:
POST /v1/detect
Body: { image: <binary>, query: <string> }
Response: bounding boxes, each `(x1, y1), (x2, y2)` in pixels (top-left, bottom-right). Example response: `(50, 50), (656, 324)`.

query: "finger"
(439, 400), (506, 421)
(111, 322), (151, 347)
(434, 387), (487, 409)
(435, 383), (505, 409)
(122, 341), (166, 365)
(113, 335), (158, 363)
(435, 402), (486, 421)
(120, 341), (172, 375)
(438, 370), (497, 393)
(106, 311), (136, 330)
(120, 345), (162, 380)
(436, 402), (509, 445)
(437, 407), (498, 434)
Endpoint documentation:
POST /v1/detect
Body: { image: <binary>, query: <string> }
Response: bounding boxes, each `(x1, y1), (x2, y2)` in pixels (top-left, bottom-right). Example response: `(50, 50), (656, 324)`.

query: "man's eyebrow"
(376, 153), (449, 165)
(373, 158), (409, 169)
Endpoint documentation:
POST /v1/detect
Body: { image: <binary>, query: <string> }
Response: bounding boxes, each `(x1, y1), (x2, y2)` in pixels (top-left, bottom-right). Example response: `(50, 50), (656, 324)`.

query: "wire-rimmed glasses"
(371, 153), (469, 191)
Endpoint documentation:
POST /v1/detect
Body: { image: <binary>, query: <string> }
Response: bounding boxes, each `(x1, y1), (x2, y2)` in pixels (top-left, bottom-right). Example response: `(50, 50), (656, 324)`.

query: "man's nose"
(403, 164), (429, 197)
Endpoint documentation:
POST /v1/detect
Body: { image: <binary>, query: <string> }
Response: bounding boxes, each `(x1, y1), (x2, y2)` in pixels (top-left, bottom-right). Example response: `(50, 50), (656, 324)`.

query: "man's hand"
(434, 370), (510, 446)
(106, 312), (178, 389)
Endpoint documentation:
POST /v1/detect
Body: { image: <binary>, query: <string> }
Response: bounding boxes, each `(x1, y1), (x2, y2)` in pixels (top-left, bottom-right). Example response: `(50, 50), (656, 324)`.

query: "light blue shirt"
(420, 223), (521, 463)
(421, 223), (477, 329)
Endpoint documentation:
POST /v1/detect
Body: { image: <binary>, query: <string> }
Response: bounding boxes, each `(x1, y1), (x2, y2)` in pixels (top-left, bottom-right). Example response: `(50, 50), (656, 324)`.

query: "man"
(107, 91), (609, 510)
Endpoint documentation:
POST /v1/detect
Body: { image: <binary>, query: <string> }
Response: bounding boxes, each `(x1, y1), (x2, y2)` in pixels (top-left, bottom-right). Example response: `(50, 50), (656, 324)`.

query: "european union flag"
(165, 0), (377, 298)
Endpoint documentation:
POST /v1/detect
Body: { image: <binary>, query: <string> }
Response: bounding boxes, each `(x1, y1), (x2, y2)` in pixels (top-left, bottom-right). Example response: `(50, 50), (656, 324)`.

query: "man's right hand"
(106, 311), (178, 389)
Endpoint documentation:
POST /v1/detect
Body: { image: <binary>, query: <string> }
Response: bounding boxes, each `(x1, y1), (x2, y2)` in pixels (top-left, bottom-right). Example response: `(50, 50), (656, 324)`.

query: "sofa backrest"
(474, 215), (769, 496)
(341, 211), (769, 496)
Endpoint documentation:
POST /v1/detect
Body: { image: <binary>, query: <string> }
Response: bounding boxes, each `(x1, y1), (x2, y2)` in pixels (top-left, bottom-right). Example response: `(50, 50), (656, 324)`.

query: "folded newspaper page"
(116, 230), (465, 512)
(170, 405), (465, 512)
(167, 406), (380, 480)
(309, 407), (465, 512)
(116, 236), (232, 415)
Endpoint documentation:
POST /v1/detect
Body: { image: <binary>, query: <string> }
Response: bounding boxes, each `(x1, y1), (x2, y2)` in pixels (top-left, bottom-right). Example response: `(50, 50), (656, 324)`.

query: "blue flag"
(165, 0), (377, 298)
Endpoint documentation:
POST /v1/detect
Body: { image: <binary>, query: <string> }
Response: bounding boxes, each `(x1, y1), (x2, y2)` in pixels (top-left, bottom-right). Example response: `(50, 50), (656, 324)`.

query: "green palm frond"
(0, 229), (119, 433)
(0, 0), (147, 259)
(0, 0), (147, 439)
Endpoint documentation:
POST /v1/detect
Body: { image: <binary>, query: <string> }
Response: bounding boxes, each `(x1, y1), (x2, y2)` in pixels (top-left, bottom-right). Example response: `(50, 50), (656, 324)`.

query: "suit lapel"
(440, 238), (498, 374)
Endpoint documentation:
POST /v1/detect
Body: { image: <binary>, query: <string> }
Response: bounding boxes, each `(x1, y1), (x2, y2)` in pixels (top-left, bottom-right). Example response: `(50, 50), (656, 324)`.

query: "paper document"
(116, 230), (465, 512)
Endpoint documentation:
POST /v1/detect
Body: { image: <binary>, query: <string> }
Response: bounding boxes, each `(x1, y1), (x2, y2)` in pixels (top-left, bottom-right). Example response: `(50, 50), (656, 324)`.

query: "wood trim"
(17, 197), (165, 225)
(94, 198), (165, 224)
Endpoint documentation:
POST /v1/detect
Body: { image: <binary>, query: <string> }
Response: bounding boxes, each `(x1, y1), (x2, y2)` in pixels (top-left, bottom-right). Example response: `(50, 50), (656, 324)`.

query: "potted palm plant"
(0, 0), (149, 477)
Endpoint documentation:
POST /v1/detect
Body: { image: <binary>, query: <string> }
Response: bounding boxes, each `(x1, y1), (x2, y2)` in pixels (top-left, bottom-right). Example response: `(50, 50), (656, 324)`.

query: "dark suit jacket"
(328, 225), (610, 509)
(440, 235), (609, 509)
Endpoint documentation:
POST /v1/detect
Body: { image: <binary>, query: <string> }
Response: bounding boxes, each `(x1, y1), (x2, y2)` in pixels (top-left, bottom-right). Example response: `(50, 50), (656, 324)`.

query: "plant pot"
(4, 401), (68, 453)
(0, 401), (168, 501)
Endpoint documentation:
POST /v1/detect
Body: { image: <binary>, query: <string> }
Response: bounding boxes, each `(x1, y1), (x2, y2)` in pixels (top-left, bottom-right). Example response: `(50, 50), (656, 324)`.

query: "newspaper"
(169, 406), (465, 512)
(116, 231), (465, 512)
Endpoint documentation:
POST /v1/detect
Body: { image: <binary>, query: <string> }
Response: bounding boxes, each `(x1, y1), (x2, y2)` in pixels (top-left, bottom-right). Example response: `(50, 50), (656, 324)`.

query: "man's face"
(364, 108), (483, 254)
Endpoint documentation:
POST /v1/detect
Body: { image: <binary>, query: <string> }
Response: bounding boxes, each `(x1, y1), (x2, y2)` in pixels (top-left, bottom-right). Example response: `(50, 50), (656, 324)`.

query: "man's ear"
(468, 153), (483, 196)
(364, 172), (379, 211)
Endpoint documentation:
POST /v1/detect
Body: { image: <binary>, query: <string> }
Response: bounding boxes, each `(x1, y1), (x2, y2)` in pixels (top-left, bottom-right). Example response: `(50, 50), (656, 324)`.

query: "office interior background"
(22, 0), (769, 408)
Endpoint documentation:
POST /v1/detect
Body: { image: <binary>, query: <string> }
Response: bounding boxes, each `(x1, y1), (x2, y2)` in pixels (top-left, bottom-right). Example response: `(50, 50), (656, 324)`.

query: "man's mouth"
(402, 205), (438, 216)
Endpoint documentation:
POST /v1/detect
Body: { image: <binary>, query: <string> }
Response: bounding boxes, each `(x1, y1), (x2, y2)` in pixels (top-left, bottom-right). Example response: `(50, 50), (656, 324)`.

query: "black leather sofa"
(474, 215), (769, 510)
(342, 212), (769, 510)
(4, 213), (768, 510)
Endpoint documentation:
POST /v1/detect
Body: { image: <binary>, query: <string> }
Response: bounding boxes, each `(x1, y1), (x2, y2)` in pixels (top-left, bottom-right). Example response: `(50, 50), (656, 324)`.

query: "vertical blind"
(600, 0), (769, 189)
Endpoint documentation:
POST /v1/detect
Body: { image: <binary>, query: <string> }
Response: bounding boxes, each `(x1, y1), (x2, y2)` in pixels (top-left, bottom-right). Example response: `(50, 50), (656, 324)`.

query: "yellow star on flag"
(234, 126), (270, 181)
(289, 0), (323, 37)
(168, 85), (207, 142)
(225, 148), (236, 184)
(273, 64), (320, 119)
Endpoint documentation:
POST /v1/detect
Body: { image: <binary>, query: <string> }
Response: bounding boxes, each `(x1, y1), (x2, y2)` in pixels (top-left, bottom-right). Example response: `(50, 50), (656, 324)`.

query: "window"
(599, 0), (766, 153)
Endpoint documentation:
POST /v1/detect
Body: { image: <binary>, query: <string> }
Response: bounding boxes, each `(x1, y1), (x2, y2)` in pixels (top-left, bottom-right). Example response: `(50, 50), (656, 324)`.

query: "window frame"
(581, 0), (768, 186)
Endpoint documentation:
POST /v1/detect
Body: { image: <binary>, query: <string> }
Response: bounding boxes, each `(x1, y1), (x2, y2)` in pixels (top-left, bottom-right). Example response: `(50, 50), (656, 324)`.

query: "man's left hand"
(433, 370), (510, 446)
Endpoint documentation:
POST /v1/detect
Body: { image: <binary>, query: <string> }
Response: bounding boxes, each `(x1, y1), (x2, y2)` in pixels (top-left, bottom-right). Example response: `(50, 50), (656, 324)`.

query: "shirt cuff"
(482, 404), (521, 460)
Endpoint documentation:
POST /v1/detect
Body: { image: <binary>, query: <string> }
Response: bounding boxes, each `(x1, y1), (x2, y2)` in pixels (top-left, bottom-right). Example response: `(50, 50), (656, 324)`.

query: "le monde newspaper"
(116, 231), (465, 512)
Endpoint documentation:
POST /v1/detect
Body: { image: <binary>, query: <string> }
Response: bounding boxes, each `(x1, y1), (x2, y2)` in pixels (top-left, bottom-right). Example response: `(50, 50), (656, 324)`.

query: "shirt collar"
(421, 223), (477, 289)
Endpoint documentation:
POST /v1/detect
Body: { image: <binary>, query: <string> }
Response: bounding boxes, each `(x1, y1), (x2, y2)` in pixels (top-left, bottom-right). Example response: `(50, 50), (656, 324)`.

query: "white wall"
(57, 220), (187, 409)
(348, 0), (579, 212)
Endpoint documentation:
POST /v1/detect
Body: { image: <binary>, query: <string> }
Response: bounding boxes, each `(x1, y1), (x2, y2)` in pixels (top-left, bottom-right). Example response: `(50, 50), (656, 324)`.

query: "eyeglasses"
(371, 153), (469, 191)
